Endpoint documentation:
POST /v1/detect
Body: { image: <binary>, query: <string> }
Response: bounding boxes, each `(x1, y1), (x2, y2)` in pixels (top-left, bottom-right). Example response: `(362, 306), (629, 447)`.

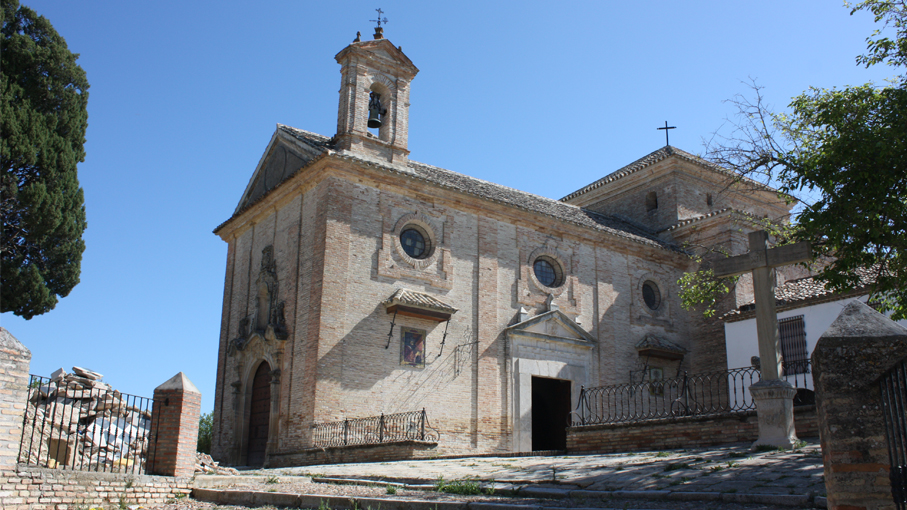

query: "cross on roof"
(657, 121), (676, 146)
(714, 231), (811, 380)
(370, 8), (388, 28)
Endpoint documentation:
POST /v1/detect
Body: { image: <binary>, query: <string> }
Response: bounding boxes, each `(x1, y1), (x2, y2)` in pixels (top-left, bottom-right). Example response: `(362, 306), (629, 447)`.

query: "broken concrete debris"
(19, 367), (152, 472)
(196, 452), (238, 475)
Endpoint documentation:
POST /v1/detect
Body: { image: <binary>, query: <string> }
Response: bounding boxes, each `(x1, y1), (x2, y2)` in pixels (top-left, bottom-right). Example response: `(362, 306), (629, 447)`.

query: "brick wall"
(0, 467), (191, 509)
(0, 329), (30, 473)
(268, 440), (438, 468)
(811, 301), (907, 510)
(567, 407), (818, 454)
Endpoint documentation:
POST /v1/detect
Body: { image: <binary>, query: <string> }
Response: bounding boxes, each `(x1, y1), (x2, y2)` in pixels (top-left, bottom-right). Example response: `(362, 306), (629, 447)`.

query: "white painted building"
(724, 269), (907, 397)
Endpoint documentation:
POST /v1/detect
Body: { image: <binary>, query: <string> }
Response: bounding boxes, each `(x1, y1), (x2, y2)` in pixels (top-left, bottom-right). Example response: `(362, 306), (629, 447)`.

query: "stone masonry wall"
(811, 301), (907, 510)
(567, 407), (818, 454)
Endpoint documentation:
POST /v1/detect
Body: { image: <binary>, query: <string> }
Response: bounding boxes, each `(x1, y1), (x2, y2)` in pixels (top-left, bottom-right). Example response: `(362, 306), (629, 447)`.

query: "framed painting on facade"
(400, 327), (426, 368)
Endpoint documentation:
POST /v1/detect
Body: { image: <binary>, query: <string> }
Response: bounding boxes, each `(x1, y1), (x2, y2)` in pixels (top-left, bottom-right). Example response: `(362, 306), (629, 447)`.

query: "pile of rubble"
(196, 452), (239, 475)
(19, 367), (153, 472)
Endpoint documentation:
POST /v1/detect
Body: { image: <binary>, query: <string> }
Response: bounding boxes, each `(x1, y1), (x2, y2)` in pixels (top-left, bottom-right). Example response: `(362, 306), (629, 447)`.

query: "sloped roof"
(723, 267), (879, 321)
(217, 125), (682, 253)
(635, 334), (688, 355)
(559, 145), (782, 203)
(383, 288), (458, 315)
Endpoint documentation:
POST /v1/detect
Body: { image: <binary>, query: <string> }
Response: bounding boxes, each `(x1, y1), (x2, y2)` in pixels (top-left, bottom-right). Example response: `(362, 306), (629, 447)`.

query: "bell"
(368, 105), (382, 128)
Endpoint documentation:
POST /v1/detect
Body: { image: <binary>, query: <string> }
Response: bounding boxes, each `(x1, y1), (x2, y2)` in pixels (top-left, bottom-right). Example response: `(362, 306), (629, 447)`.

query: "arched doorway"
(246, 361), (271, 466)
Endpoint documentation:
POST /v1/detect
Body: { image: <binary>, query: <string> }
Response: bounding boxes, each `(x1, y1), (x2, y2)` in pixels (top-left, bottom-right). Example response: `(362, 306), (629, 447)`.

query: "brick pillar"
(812, 301), (907, 510)
(0, 328), (31, 473)
(148, 372), (201, 477)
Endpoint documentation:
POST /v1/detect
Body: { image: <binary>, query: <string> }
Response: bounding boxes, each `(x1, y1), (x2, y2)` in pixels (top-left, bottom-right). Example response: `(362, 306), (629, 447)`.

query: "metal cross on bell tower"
(370, 8), (388, 39)
(657, 121), (676, 146)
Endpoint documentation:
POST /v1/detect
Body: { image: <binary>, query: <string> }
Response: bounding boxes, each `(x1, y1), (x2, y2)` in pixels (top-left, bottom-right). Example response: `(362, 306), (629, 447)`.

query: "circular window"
(642, 281), (661, 310)
(400, 226), (431, 259)
(533, 256), (564, 288)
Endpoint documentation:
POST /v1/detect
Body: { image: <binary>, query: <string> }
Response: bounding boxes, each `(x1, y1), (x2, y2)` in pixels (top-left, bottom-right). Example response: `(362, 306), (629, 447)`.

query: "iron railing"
(18, 375), (156, 474)
(574, 362), (814, 427)
(312, 409), (439, 448)
(880, 358), (907, 510)
(573, 366), (760, 426)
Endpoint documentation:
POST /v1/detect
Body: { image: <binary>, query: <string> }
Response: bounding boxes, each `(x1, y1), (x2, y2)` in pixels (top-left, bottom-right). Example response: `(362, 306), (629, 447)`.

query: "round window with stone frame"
(399, 224), (433, 260)
(533, 256), (565, 288)
(642, 280), (662, 311)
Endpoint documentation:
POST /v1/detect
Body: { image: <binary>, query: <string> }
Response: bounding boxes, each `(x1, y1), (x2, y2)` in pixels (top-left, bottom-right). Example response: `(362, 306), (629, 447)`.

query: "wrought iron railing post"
(379, 413), (384, 443)
(343, 418), (349, 446)
(420, 408), (425, 440)
(579, 385), (586, 425)
(683, 371), (689, 415)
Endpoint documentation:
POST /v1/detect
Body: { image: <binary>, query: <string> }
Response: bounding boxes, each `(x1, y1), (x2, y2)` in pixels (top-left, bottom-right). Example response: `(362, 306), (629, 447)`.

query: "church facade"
(210, 29), (793, 466)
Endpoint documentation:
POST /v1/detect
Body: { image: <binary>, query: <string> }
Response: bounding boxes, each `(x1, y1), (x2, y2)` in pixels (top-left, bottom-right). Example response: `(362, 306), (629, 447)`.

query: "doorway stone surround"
(505, 310), (595, 452)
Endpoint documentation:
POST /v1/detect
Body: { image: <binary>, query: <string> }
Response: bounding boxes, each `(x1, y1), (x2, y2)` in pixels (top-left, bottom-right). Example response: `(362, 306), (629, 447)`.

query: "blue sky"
(2, 0), (897, 414)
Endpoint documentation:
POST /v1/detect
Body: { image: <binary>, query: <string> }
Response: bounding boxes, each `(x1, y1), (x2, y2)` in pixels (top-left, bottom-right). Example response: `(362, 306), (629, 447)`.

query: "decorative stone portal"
(505, 310), (595, 453)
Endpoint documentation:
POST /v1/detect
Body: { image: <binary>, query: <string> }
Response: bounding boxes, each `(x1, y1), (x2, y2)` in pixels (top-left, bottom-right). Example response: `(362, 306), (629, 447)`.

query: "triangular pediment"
(233, 125), (333, 214)
(334, 38), (418, 75)
(505, 310), (595, 346)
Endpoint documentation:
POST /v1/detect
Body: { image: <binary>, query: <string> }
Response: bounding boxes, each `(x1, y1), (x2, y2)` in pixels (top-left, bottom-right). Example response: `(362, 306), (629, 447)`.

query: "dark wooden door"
(531, 376), (572, 451)
(246, 361), (271, 466)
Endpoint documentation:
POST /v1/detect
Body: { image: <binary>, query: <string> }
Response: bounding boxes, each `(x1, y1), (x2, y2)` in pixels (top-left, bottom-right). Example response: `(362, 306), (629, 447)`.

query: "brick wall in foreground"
(0, 467), (192, 510)
(567, 407), (818, 454)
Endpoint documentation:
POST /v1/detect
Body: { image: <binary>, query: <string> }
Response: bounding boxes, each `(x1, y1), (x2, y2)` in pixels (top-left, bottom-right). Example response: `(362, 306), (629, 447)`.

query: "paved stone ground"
(187, 440), (828, 509)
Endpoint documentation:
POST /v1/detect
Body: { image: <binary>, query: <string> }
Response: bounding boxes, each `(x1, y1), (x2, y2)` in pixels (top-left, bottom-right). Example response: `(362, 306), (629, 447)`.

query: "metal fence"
(312, 409), (439, 448)
(18, 375), (157, 474)
(880, 358), (907, 510)
(573, 362), (813, 427)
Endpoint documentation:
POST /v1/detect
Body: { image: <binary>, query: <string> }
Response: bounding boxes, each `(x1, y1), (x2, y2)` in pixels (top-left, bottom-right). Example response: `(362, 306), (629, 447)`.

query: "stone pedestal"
(750, 378), (798, 450)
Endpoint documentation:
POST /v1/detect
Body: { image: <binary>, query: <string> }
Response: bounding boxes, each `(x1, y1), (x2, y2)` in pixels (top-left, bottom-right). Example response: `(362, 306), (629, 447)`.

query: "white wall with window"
(725, 295), (907, 393)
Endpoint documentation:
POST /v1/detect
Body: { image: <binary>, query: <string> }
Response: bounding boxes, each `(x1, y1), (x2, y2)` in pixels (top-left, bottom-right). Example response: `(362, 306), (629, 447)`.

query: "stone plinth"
(750, 378), (798, 450)
(812, 301), (907, 510)
(148, 372), (201, 477)
(0, 328), (31, 473)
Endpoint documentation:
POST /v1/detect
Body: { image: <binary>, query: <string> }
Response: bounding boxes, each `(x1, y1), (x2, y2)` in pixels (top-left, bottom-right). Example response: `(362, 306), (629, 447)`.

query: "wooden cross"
(713, 231), (811, 380)
(657, 121), (676, 146)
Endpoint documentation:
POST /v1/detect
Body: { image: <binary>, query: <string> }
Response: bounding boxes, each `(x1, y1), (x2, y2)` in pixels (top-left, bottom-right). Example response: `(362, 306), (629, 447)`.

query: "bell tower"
(334, 26), (418, 165)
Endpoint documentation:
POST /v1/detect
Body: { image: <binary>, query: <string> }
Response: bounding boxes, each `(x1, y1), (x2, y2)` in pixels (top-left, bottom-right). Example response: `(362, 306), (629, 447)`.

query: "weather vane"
(370, 8), (388, 28)
(657, 121), (676, 146)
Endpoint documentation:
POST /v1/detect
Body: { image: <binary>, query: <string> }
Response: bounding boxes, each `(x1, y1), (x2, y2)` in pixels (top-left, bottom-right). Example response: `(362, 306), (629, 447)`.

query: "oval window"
(533, 257), (563, 287)
(642, 281), (661, 310)
(400, 227), (429, 259)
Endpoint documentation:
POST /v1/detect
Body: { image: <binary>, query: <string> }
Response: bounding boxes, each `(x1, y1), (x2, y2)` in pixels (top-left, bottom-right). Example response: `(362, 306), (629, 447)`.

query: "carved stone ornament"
(228, 246), (288, 357)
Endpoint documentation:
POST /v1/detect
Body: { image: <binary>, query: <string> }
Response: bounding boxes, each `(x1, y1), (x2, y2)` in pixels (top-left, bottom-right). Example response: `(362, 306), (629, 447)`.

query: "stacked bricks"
(0, 328), (31, 508)
(812, 301), (907, 510)
(567, 407), (818, 454)
(2, 468), (191, 509)
(148, 373), (201, 477)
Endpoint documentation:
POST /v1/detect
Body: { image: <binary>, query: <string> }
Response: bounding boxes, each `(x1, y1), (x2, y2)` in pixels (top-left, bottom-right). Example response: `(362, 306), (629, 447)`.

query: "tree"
(682, 0), (907, 320)
(1, 0), (88, 319)
(197, 411), (213, 454)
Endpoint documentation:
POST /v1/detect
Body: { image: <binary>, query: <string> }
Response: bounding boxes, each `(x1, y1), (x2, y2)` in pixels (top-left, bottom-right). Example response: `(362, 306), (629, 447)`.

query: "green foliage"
(434, 476), (482, 495)
(197, 411), (213, 454)
(265, 475), (279, 484)
(1, 0), (88, 319)
(678, 268), (739, 318)
(385, 484), (397, 495)
(688, 0), (907, 319)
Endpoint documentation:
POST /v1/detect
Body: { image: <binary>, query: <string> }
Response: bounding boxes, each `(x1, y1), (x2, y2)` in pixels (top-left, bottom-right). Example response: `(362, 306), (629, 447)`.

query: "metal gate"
(880, 358), (907, 510)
